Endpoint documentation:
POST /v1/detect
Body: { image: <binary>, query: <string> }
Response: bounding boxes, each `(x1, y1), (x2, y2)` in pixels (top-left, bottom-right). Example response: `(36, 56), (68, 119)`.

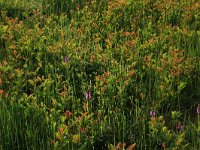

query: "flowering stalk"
(64, 56), (69, 63)
(85, 90), (92, 100)
(150, 110), (155, 117)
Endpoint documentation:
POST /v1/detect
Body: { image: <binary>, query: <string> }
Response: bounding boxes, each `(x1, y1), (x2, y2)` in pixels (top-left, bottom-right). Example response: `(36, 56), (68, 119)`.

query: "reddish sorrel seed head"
(65, 110), (72, 118)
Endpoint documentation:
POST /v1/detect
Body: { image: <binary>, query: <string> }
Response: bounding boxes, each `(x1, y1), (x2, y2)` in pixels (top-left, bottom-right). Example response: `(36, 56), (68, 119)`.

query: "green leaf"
(171, 111), (181, 120)
(60, 116), (66, 123)
(107, 144), (114, 150)
(176, 132), (185, 145)
(177, 82), (186, 93)
(72, 134), (80, 144)
(28, 79), (35, 86)
(2, 25), (8, 32)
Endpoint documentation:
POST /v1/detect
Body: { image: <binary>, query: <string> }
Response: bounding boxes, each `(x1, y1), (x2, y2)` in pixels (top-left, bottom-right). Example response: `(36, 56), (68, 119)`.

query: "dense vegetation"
(0, 0), (200, 149)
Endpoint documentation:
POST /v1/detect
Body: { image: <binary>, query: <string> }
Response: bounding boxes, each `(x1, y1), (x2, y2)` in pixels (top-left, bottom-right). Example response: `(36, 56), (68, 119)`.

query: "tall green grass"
(0, 0), (199, 149)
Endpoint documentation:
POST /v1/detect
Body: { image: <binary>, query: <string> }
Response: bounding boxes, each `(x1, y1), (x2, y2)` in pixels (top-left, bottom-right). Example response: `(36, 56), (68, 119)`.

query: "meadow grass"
(0, 0), (200, 149)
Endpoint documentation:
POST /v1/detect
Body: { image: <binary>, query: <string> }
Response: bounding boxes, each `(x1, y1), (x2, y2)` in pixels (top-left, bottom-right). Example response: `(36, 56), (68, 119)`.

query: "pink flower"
(197, 104), (200, 115)
(64, 56), (69, 63)
(176, 122), (183, 132)
(150, 110), (155, 117)
(85, 91), (92, 100)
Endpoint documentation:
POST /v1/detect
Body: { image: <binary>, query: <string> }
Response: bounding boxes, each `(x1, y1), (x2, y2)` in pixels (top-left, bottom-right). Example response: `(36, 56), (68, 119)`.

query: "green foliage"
(0, 0), (199, 149)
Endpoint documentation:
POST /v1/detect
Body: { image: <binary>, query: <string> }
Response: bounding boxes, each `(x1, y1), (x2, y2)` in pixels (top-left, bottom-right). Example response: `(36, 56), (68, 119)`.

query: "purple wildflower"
(197, 105), (200, 115)
(85, 91), (92, 100)
(150, 110), (155, 117)
(64, 56), (69, 63)
(176, 122), (183, 132)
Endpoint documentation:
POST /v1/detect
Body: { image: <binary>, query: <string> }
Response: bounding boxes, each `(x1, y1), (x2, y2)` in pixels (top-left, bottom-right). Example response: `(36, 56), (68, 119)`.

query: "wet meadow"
(0, 0), (200, 149)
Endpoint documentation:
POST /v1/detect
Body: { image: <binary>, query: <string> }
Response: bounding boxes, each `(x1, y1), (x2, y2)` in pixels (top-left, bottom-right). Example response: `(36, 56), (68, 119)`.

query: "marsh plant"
(0, 0), (200, 149)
